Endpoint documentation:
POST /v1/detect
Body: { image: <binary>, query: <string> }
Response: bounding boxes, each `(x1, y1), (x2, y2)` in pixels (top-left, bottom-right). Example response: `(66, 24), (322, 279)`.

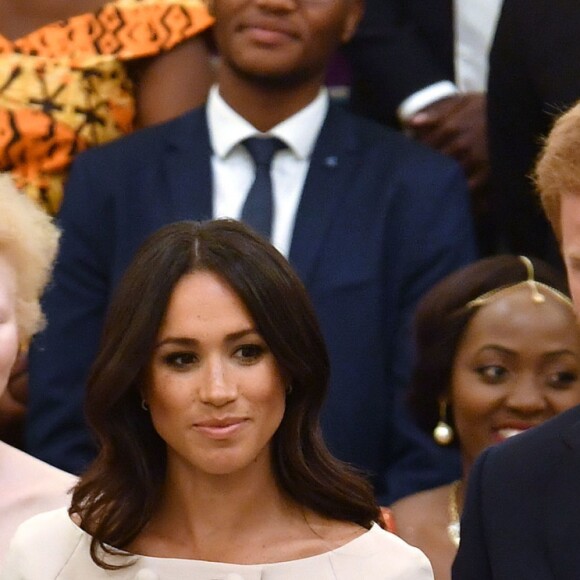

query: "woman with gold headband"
(388, 255), (580, 580)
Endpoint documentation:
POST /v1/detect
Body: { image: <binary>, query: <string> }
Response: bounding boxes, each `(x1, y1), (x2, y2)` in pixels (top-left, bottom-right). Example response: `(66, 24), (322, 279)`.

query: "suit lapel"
(289, 105), (359, 285)
(162, 107), (213, 221)
(158, 105), (362, 275)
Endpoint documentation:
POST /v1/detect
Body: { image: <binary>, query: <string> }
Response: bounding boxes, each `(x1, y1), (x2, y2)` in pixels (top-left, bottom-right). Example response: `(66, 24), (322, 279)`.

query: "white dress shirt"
(454, 0), (503, 92)
(398, 0), (503, 120)
(208, 85), (329, 257)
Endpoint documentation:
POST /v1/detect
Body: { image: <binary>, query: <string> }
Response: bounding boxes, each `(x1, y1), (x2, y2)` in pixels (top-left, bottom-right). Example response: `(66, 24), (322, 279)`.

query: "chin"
(198, 460), (256, 477)
(229, 59), (321, 90)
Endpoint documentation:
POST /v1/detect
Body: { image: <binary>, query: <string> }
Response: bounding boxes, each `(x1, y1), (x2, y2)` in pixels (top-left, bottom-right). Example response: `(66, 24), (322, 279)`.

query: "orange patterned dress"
(0, 0), (214, 214)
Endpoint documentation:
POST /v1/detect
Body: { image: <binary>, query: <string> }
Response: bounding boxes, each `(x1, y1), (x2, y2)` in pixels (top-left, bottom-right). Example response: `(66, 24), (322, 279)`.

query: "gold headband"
(467, 256), (573, 309)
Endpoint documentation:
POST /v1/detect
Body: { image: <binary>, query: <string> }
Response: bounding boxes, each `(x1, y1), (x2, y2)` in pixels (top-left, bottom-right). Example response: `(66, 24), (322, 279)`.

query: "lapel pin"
(324, 156), (338, 167)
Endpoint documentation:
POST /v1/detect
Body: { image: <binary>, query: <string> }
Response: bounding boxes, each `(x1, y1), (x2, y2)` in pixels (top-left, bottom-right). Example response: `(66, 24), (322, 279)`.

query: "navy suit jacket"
(346, 0), (454, 126)
(27, 104), (475, 503)
(453, 404), (580, 579)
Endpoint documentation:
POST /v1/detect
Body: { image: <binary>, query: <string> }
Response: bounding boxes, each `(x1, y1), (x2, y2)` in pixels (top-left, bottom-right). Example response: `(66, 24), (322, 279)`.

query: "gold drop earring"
(433, 400), (454, 446)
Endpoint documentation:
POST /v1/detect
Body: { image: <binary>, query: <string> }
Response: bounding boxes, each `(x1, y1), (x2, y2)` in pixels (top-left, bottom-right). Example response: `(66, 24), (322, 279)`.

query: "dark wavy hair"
(408, 254), (571, 444)
(70, 219), (381, 568)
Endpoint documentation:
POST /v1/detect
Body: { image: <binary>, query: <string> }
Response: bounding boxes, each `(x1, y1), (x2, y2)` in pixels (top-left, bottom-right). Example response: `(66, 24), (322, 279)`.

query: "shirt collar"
(207, 84), (329, 160)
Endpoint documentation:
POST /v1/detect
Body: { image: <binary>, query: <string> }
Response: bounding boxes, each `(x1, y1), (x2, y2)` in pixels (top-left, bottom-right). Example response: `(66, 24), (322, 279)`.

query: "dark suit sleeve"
(26, 157), (112, 473)
(384, 154), (476, 502)
(452, 419), (568, 579)
(452, 450), (493, 579)
(346, 0), (454, 126)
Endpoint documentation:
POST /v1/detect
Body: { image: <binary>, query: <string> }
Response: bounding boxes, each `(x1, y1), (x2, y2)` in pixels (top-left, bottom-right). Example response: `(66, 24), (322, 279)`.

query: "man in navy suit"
(453, 102), (580, 579)
(27, 0), (476, 503)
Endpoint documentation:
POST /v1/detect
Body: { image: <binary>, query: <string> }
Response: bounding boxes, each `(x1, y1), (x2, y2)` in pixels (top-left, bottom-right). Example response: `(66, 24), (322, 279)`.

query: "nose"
(198, 356), (238, 407)
(504, 374), (547, 416)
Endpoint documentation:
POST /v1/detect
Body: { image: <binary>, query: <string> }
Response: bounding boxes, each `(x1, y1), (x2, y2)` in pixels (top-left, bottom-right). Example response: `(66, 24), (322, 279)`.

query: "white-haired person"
(0, 175), (76, 562)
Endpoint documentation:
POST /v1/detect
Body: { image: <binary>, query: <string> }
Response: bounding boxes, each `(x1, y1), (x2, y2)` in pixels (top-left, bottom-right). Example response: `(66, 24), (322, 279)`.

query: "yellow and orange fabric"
(0, 0), (213, 214)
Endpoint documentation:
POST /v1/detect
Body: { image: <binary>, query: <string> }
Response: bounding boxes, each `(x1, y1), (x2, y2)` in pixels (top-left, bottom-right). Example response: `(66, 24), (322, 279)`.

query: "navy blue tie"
(242, 137), (285, 240)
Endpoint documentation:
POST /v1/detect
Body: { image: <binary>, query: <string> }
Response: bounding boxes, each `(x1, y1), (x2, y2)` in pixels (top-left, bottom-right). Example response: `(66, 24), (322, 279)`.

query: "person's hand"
(404, 93), (489, 193)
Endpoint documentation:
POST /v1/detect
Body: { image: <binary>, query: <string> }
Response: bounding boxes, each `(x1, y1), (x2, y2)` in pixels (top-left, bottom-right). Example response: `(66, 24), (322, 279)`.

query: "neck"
(217, 68), (324, 132)
(141, 457), (304, 560)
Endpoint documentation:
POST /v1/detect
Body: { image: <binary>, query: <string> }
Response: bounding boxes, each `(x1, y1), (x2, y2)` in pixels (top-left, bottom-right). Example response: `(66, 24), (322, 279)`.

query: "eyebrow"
(477, 345), (579, 359)
(155, 328), (259, 349)
(477, 345), (514, 357)
(541, 349), (580, 360)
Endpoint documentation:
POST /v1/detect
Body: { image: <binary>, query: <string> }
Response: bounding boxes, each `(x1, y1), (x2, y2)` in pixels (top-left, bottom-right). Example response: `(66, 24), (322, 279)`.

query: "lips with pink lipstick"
(193, 417), (249, 440)
(493, 423), (539, 443)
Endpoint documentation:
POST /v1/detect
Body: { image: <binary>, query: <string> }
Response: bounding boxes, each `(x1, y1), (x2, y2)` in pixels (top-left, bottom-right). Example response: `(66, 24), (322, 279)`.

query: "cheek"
(452, 391), (484, 432)
(146, 367), (192, 415)
(253, 372), (286, 407)
(265, 387), (286, 423)
(450, 369), (496, 435)
(0, 322), (19, 394)
(549, 388), (580, 413)
(262, 393), (286, 445)
(147, 384), (192, 445)
(149, 379), (188, 411)
(252, 370), (286, 430)
(450, 384), (498, 464)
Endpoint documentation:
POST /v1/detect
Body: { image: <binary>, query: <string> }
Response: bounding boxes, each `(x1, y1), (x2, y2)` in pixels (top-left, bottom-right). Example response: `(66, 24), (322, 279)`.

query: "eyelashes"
(159, 343), (268, 370)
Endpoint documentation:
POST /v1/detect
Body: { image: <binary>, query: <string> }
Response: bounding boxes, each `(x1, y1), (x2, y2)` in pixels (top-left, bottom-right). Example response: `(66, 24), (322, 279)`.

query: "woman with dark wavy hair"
(389, 255), (580, 580)
(2, 219), (432, 579)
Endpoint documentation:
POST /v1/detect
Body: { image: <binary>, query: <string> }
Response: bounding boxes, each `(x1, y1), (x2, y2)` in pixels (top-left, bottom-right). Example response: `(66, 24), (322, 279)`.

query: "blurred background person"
(0, 0), (214, 214)
(0, 175), (75, 563)
(0, 0), (215, 445)
(3, 220), (433, 578)
(488, 0), (580, 268)
(345, 0), (502, 255)
(390, 255), (580, 580)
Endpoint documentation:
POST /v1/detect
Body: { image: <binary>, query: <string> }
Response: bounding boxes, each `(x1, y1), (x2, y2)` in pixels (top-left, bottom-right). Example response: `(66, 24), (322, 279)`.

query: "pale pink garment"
(0, 441), (76, 563)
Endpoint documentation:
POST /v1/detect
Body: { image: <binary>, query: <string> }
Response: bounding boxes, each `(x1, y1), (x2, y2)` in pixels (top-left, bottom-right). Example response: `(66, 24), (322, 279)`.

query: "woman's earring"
(141, 399), (149, 412)
(433, 400), (454, 445)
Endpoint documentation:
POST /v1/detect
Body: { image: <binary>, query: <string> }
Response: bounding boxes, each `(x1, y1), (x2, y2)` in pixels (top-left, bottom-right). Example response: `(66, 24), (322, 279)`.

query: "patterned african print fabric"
(0, 0), (214, 214)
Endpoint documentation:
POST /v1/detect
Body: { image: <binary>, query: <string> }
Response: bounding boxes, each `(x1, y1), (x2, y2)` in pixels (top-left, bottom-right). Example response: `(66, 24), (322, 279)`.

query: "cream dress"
(0, 508), (434, 579)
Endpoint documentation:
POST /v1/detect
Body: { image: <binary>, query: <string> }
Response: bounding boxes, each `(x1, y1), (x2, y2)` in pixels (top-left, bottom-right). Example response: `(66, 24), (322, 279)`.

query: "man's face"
(561, 194), (580, 312)
(212, 0), (362, 88)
